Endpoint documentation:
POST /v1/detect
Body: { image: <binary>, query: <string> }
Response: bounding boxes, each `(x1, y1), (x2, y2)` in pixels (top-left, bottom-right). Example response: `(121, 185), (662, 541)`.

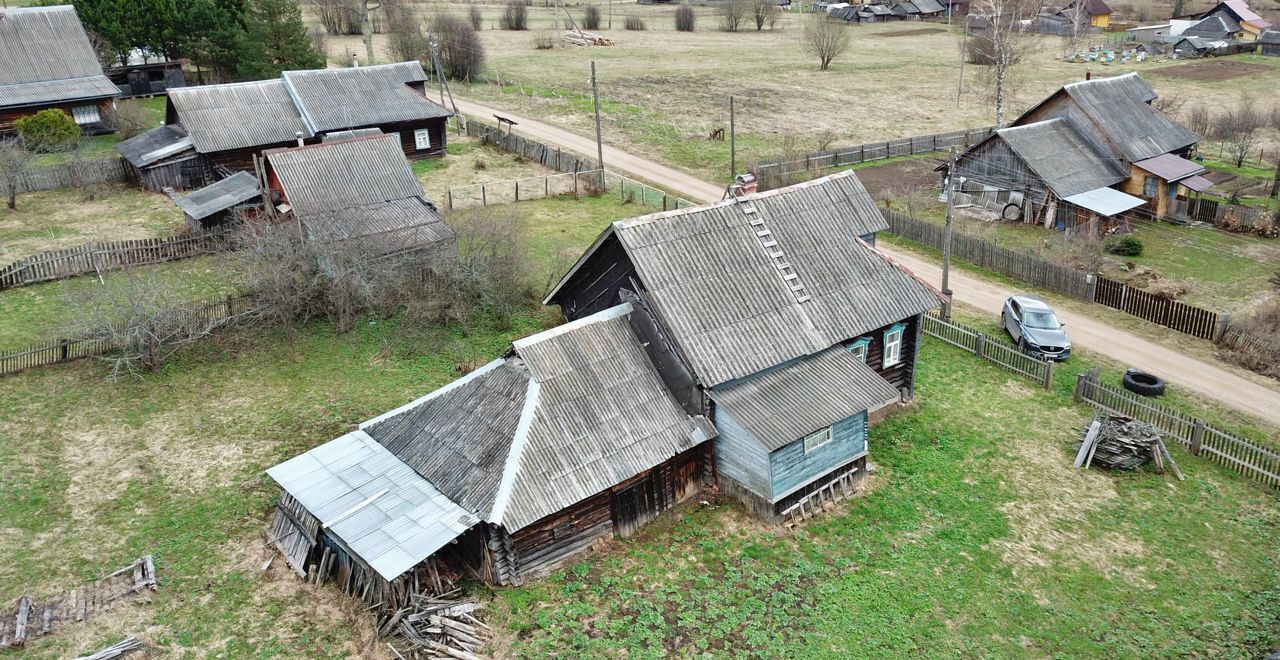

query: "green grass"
(28, 98), (168, 166)
(0, 184), (184, 263)
(493, 339), (1280, 657)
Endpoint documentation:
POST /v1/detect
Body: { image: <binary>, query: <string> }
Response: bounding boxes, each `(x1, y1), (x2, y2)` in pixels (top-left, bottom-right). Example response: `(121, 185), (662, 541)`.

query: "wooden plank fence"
(0, 294), (254, 377)
(749, 127), (995, 180)
(12, 157), (129, 194)
(921, 312), (1055, 389)
(464, 120), (593, 175)
(1074, 368), (1280, 489)
(1093, 276), (1221, 340)
(0, 229), (233, 291)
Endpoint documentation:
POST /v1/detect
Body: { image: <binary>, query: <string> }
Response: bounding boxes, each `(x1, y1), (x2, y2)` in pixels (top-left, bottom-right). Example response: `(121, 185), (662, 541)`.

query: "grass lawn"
(3, 308), (1277, 658)
(415, 135), (563, 202)
(29, 98), (168, 166)
(0, 184), (184, 264)
(320, 8), (1280, 184)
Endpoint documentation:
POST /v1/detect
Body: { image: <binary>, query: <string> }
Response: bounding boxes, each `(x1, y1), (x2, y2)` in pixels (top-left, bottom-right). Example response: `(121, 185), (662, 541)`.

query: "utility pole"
(591, 61), (605, 187)
(427, 28), (462, 134)
(730, 96), (736, 180)
(941, 146), (957, 320)
(609, 0), (613, 29)
(956, 25), (967, 108)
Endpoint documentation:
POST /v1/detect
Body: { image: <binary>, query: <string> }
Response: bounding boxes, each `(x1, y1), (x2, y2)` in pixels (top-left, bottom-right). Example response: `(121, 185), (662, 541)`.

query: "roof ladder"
(734, 195), (810, 304)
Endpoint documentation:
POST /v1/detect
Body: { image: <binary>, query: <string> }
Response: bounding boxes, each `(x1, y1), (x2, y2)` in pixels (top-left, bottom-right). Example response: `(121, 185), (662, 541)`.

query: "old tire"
(1002, 203), (1022, 221)
(1122, 369), (1165, 397)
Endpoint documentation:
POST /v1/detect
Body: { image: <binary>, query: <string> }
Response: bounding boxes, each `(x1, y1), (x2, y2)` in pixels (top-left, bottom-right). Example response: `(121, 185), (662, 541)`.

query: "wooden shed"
(105, 53), (186, 99)
(174, 171), (262, 229)
(1262, 29), (1280, 55)
(116, 124), (205, 192)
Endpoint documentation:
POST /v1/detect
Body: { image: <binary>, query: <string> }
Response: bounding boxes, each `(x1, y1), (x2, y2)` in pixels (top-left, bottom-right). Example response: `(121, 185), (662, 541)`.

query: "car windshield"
(1024, 310), (1060, 329)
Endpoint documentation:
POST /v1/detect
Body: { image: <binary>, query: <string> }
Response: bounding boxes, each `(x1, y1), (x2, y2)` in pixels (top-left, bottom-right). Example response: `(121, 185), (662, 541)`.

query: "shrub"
(583, 4), (601, 30)
(720, 0), (746, 31)
(534, 29), (556, 49)
(434, 13), (486, 81)
(624, 14), (646, 30)
(15, 108), (80, 152)
(1218, 299), (1280, 381)
(675, 4), (696, 31)
(468, 5), (483, 30)
(501, 0), (528, 30)
(1105, 235), (1143, 256)
(115, 101), (152, 140)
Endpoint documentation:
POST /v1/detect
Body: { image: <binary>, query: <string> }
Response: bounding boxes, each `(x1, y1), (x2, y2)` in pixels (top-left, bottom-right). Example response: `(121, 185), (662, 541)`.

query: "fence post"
(482, 184), (487, 207)
(975, 332), (986, 358)
(1073, 372), (1085, 403)
(1085, 272), (1097, 302)
(545, 175), (550, 199)
(515, 181), (520, 202)
(1190, 419), (1204, 456)
(1042, 359), (1054, 391)
(1213, 313), (1231, 344)
(59, 338), (69, 361)
(663, 194), (668, 211)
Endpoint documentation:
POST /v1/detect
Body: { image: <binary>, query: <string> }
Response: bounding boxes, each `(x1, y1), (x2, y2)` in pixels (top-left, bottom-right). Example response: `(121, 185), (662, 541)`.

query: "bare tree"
(501, 1), (529, 30)
(448, 208), (536, 330)
(721, 0), (748, 31)
(434, 12), (486, 80)
(752, 0), (779, 30)
(1185, 104), (1212, 138)
(232, 220), (324, 352)
(675, 3), (696, 31)
(969, 0), (1039, 127)
(1270, 105), (1280, 199)
(803, 16), (851, 71)
(386, 4), (429, 62)
(0, 137), (36, 211)
(1213, 99), (1267, 168)
(468, 5), (483, 30)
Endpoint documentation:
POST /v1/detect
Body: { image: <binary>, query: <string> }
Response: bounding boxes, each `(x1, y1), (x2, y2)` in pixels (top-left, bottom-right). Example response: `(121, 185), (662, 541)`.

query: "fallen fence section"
(1074, 368), (1280, 489)
(0, 555), (157, 649)
(0, 228), (233, 291)
(0, 294), (254, 377)
(921, 312), (1055, 389)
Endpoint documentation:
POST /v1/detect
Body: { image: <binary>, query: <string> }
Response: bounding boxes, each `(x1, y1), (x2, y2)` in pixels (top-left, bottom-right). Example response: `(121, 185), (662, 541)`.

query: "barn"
(0, 5), (120, 136)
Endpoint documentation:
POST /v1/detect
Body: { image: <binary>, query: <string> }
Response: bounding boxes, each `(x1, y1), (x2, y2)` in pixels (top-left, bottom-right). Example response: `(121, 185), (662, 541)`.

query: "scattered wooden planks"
(74, 636), (144, 660)
(0, 556), (157, 649)
(563, 30), (613, 46)
(1077, 415), (1183, 479)
(381, 590), (492, 659)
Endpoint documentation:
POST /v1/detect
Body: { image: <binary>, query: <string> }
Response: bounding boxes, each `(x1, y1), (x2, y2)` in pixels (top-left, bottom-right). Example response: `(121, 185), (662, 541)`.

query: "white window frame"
(414, 128), (432, 151)
(71, 105), (100, 126)
(802, 427), (833, 454)
(883, 323), (905, 368)
(847, 337), (871, 363)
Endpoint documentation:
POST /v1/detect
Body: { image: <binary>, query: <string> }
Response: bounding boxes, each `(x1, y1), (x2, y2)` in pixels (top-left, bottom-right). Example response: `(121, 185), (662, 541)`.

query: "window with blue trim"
(847, 337), (871, 363)
(883, 323), (906, 367)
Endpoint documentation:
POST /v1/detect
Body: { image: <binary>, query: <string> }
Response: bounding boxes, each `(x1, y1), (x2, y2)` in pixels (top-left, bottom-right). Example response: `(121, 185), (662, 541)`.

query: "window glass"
(847, 338), (870, 362)
(414, 128), (431, 150)
(1143, 176), (1159, 198)
(884, 325), (904, 367)
(71, 105), (100, 125)
(803, 427), (832, 453)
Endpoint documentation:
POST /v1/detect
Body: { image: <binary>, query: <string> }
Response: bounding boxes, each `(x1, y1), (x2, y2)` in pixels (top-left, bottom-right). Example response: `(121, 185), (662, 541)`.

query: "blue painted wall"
(769, 412), (867, 500)
(713, 410), (772, 499)
(860, 232), (877, 247)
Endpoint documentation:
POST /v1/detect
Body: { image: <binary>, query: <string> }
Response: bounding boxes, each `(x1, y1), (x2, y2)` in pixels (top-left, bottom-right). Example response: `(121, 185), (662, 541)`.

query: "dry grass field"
(318, 2), (1280, 183)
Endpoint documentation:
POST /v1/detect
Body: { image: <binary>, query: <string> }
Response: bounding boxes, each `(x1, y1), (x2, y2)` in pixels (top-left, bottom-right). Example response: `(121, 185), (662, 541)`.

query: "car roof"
(1011, 294), (1052, 310)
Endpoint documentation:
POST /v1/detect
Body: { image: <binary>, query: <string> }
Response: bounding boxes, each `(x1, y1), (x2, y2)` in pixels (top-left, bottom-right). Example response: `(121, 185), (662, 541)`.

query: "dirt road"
(430, 92), (1280, 428)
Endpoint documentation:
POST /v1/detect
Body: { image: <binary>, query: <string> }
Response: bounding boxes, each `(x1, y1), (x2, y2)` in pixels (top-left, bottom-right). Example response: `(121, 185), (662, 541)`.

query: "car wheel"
(1122, 369), (1166, 397)
(1017, 337), (1026, 353)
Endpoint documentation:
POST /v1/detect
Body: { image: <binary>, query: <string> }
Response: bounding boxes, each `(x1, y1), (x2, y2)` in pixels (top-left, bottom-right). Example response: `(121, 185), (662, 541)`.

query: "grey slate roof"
(323, 128), (385, 142)
(363, 303), (717, 532)
(116, 124), (193, 167)
(176, 172), (261, 220)
(997, 118), (1128, 197)
(548, 170), (945, 387)
(709, 346), (900, 451)
(1055, 73), (1200, 161)
(1262, 29), (1280, 44)
(1182, 15), (1235, 38)
(283, 62), (450, 134)
(912, 0), (947, 13)
(0, 6), (118, 108)
(266, 430), (479, 581)
(168, 79), (311, 154)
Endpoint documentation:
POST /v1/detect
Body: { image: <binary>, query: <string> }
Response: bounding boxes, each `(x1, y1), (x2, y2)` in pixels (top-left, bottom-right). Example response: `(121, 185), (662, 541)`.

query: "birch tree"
(970, 0), (1040, 127)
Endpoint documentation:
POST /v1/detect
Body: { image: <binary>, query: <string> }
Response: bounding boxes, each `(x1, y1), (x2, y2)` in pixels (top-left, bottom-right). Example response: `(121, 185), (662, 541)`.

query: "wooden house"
(893, 0), (947, 19)
(545, 171), (947, 521)
(261, 133), (455, 258)
(0, 5), (120, 135)
(1197, 0), (1272, 40)
(951, 73), (1204, 228)
(1059, 0), (1112, 28)
(174, 171), (262, 229)
(266, 303), (718, 603)
(139, 62), (450, 176)
(1263, 29), (1280, 55)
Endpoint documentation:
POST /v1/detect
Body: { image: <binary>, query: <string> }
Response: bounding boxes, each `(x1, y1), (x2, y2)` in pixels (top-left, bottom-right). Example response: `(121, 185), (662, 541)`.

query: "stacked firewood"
(1075, 415), (1183, 480)
(563, 30), (613, 46)
(381, 590), (491, 660)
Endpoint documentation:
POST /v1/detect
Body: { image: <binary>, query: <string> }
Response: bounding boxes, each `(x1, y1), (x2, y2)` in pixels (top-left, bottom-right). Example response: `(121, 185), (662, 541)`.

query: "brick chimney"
(732, 172), (759, 197)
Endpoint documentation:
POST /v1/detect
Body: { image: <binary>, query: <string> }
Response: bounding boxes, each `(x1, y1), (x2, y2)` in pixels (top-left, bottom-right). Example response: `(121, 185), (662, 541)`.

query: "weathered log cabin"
(0, 5), (120, 136)
(121, 62), (449, 190)
(261, 133), (455, 258)
(266, 303), (718, 605)
(949, 73), (1206, 228)
(545, 170), (947, 521)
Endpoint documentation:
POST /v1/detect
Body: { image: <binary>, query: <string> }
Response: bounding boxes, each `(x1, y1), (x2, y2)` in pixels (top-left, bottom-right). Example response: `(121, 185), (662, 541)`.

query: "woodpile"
(563, 30), (613, 46)
(1075, 415), (1184, 480)
(0, 555), (157, 649)
(381, 589), (492, 660)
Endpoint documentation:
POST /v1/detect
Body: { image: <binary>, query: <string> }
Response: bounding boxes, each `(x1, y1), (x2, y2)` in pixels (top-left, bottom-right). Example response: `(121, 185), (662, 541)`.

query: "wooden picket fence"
(12, 157), (129, 194)
(464, 119), (593, 175)
(1093, 276), (1221, 340)
(750, 127), (995, 181)
(0, 294), (254, 377)
(883, 210), (1094, 299)
(1074, 369), (1280, 489)
(0, 229), (233, 290)
(921, 312), (1055, 389)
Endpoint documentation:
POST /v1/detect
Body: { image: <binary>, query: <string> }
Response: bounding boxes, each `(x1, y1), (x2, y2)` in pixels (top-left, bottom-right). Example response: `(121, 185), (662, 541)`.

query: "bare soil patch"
(1149, 59), (1273, 82)
(855, 156), (946, 201)
(876, 27), (947, 37)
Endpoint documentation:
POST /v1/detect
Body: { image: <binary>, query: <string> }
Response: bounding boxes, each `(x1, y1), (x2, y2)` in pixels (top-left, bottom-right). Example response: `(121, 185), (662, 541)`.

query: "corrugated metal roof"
(1181, 174), (1214, 192)
(1262, 29), (1280, 43)
(709, 346), (900, 451)
(168, 79), (311, 153)
(283, 62), (450, 134)
(266, 430), (479, 581)
(1063, 187), (1147, 216)
(323, 128), (385, 142)
(116, 125), (193, 167)
(1133, 153), (1204, 181)
(1182, 15), (1235, 38)
(302, 197), (456, 257)
(997, 118), (1128, 197)
(364, 304), (716, 533)
(266, 134), (424, 216)
(913, 0), (946, 13)
(1059, 73), (1201, 161)
(1221, 0), (1270, 27)
(0, 6), (117, 108)
(175, 172), (261, 220)
(548, 171), (944, 387)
